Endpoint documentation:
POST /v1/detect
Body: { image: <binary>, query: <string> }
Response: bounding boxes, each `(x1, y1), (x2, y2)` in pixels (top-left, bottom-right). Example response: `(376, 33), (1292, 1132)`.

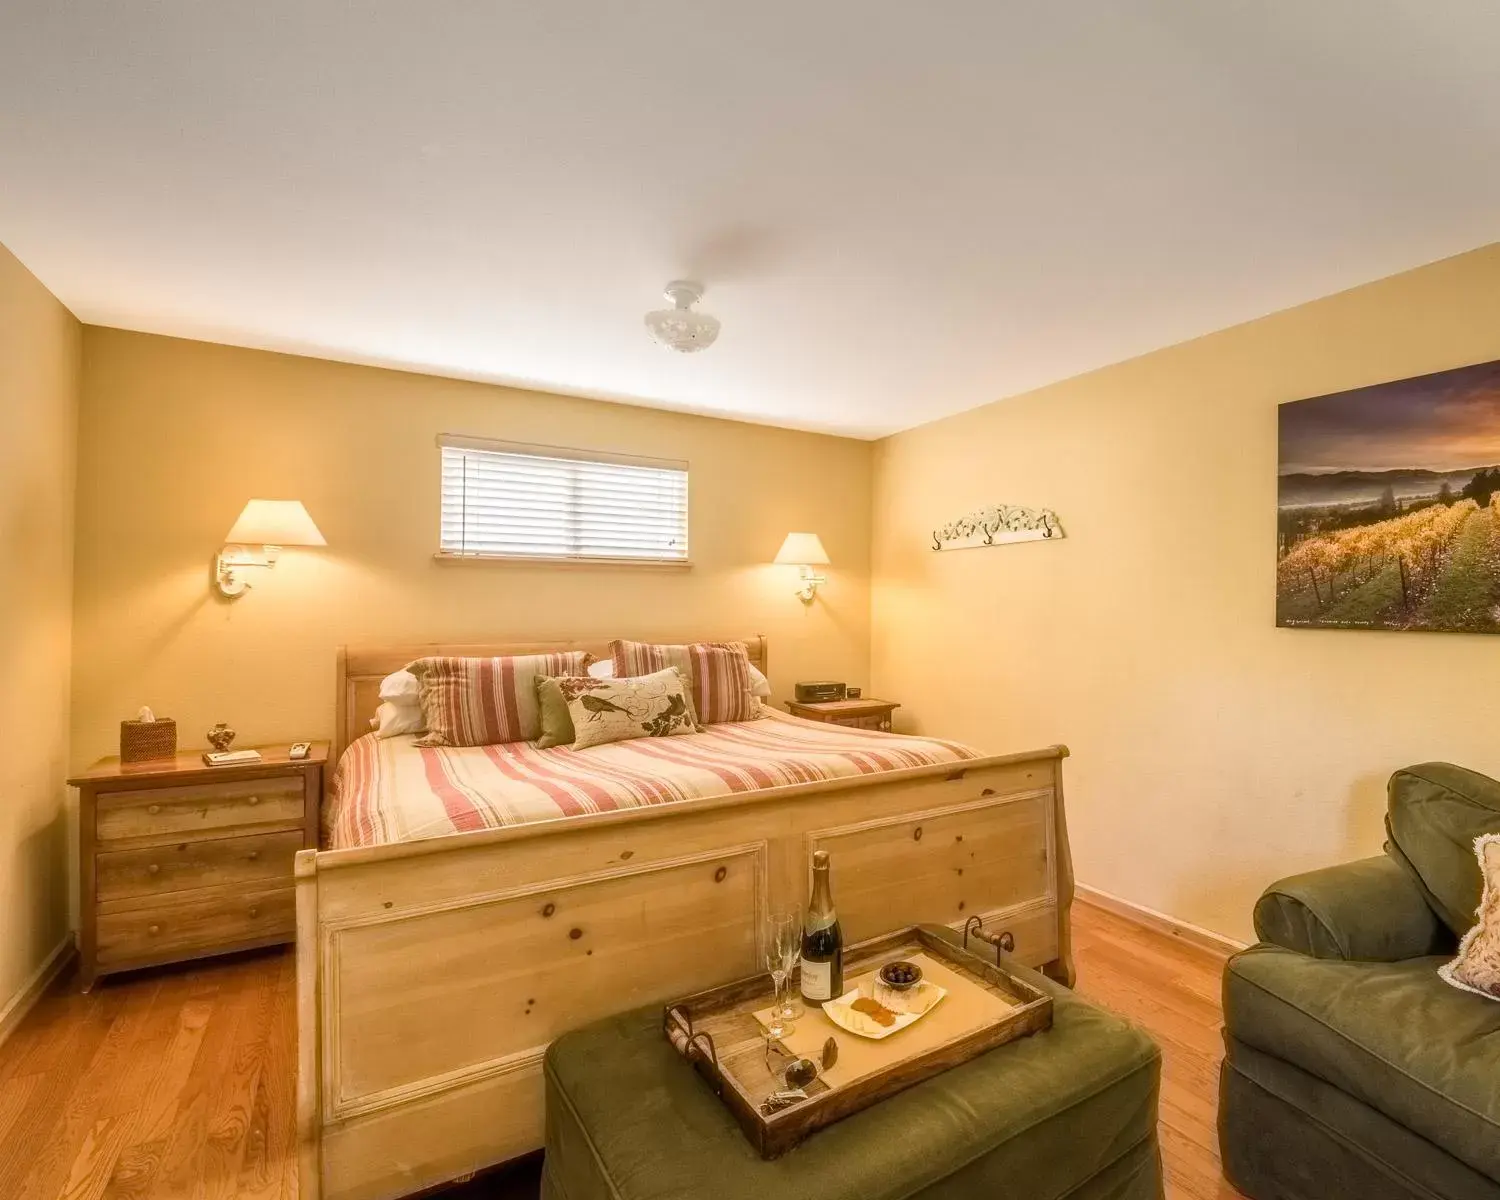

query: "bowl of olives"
(877, 960), (923, 991)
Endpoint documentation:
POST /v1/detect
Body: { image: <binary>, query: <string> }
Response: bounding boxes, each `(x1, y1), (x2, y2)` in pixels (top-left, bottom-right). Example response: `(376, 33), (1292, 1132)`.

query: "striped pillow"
(410, 651), (593, 747)
(609, 640), (761, 725)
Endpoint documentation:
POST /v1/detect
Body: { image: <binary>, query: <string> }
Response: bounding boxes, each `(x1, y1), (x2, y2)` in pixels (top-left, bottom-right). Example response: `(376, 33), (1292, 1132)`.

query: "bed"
(296, 637), (1075, 1200)
(325, 709), (990, 848)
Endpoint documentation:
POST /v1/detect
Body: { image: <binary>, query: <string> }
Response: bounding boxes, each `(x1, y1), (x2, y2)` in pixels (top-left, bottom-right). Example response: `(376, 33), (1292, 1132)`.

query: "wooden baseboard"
(0, 936), (76, 1049)
(1076, 884), (1247, 957)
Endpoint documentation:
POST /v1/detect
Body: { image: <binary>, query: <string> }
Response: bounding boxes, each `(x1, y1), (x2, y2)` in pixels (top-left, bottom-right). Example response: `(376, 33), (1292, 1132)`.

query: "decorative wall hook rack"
(932, 505), (1064, 551)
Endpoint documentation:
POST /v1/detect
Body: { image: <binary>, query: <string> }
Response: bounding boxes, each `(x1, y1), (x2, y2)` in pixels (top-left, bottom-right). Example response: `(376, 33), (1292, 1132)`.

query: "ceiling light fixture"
(644, 280), (720, 353)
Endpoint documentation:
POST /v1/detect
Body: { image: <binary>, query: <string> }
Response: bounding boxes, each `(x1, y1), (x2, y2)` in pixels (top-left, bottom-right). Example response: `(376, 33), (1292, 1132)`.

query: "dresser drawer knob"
(147, 804), (161, 816)
(247, 796), (260, 806)
(146, 864), (160, 875)
(147, 924), (161, 936)
(247, 850), (260, 861)
(248, 906), (260, 918)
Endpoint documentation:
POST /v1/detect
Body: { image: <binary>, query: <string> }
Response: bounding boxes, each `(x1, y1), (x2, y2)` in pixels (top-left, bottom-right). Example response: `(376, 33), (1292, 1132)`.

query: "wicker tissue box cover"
(120, 718), (177, 762)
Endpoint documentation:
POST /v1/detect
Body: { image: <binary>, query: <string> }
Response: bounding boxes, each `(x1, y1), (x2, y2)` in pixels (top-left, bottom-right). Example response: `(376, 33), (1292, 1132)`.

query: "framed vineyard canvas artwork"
(1277, 357), (1500, 633)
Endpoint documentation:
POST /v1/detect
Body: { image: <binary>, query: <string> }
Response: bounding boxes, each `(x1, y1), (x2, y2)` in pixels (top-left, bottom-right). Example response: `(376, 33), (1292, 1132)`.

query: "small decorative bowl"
(877, 961), (923, 991)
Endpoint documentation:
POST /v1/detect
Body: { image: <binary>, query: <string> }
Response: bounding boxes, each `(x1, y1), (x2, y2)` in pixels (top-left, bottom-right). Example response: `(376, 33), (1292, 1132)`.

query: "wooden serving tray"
(662, 924), (1053, 1158)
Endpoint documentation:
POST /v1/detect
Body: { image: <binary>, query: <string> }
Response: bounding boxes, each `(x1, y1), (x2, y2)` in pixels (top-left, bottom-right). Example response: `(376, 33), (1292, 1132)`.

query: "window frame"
(433, 434), (692, 568)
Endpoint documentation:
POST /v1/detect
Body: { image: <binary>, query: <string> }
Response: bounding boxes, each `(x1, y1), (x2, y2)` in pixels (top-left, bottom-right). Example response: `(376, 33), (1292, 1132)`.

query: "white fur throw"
(1439, 834), (1500, 1000)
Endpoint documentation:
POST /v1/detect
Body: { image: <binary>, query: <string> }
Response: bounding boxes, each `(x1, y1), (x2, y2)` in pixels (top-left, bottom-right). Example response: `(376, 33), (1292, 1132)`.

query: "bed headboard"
(333, 635), (769, 769)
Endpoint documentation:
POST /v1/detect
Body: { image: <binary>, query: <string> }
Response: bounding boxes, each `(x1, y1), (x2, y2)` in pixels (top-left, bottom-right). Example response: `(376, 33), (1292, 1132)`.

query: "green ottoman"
(543, 965), (1163, 1200)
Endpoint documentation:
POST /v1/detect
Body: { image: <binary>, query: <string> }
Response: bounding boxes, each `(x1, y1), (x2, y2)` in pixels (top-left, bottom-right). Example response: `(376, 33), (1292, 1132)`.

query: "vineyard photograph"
(1277, 356), (1500, 633)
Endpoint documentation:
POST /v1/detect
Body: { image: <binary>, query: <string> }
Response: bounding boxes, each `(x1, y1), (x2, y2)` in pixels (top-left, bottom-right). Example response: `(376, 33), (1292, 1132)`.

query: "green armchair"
(1219, 763), (1500, 1200)
(1252, 854), (1451, 962)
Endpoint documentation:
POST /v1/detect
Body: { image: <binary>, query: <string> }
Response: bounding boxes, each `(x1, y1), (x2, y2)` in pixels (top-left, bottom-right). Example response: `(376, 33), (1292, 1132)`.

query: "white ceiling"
(3, 3), (1499, 438)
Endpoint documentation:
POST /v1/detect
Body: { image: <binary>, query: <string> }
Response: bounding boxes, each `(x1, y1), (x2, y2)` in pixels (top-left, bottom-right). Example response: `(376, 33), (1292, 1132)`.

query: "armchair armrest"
(1253, 856), (1451, 961)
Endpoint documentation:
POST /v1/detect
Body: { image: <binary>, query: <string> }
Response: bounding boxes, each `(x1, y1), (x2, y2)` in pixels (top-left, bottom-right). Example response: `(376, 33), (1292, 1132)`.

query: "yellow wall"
(0, 243), (80, 1009)
(71, 330), (873, 768)
(872, 242), (1500, 943)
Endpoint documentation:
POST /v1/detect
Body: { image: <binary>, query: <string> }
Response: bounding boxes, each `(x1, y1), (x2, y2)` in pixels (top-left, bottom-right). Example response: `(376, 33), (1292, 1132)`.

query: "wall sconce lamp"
(774, 532), (830, 604)
(215, 499), (327, 597)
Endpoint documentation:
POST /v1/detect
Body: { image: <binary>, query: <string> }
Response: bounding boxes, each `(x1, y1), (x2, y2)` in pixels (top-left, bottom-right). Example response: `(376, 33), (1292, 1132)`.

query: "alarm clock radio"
(794, 681), (847, 703)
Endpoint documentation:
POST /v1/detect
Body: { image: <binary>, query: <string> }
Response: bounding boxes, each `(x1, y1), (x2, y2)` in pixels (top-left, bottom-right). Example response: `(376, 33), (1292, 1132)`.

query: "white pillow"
(380, 669), (422, 702)
(747, 663), (772, 698)
(370, 700), (425, 739)
(587, 659), (616, 679)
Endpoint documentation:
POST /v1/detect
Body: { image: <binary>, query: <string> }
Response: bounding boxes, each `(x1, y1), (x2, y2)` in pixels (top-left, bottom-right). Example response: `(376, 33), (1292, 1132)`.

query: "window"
(438, 436), (689, 563)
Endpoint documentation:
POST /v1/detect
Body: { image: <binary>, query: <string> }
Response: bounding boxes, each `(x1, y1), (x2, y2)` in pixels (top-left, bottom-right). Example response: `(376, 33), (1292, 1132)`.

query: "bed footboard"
(296, 745), (1072, 1200)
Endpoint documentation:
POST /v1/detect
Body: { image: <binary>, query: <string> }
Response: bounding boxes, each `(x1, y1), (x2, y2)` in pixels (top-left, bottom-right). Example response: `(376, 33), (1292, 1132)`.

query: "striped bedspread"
(325, 709), (980, 849)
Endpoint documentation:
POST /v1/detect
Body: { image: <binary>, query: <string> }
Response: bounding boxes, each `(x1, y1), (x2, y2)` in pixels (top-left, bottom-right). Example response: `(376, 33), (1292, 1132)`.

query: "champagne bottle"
(800, 850), (843, 1007)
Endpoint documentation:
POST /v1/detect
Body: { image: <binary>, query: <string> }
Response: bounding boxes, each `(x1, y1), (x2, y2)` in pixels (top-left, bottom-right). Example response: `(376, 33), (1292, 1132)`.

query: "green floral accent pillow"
(559, 667), (697, 751)
(534, 676), (578, 749)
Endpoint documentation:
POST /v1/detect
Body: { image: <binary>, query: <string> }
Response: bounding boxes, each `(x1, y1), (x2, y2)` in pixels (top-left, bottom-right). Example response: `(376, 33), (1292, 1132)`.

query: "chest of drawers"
(70, 744), (326, 989)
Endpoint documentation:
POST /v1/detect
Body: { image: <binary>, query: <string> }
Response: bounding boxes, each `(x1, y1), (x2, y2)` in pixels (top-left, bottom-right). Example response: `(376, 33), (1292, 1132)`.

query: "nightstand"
(785, 698), (900, 731)
(69, 743), (327, 990)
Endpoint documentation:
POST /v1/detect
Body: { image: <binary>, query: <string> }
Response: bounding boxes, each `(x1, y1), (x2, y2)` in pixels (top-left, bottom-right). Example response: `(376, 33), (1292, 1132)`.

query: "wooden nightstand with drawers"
(70, 744), (327, 989)
(785, 698), (900, 731)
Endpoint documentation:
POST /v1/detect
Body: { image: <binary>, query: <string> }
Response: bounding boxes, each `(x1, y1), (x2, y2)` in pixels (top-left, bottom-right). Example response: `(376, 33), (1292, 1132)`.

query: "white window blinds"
(439, 437), (689, 562)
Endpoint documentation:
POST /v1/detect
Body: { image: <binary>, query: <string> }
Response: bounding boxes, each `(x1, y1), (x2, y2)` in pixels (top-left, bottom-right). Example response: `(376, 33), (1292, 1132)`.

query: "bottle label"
(800, 958), (832, 1001)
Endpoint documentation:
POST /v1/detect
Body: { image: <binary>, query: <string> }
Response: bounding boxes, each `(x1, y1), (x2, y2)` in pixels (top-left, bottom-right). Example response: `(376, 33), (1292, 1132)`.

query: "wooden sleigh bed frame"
(296, 636), (1076, 1200)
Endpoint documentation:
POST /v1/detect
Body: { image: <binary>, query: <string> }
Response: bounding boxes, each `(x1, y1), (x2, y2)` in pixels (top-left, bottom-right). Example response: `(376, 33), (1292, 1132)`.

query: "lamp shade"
(773, 532), (830, 566)
(225, 499), (327, 547)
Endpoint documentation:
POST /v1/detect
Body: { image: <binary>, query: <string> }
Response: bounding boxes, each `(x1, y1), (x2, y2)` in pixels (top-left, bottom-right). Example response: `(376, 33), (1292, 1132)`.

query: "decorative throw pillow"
(561, 667), (697, 751)
(410, 651), (593, 747)
(534, 676), (577, 749)
(609, 639), (761, 724)
(1439, 834), (1500, 1000)
(537, 672), (701, 749)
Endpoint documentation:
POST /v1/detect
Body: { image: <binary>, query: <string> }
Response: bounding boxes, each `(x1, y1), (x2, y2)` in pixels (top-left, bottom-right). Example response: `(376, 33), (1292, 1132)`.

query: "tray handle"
(663, 1006), (723, 1096)
(962, 915), (1015, 966)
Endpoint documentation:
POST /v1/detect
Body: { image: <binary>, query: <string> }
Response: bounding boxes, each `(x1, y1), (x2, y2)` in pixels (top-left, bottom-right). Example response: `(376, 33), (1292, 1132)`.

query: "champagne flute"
(765, 910), (801, 1039)
(775, 909), (804, 1023)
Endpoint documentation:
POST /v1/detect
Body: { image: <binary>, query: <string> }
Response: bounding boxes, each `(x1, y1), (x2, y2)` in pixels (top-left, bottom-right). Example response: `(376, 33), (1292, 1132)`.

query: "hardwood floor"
(1071, 901), (1248, 1200)
(0, 902), (1245, 1199)
(0, 947), (297, 1200)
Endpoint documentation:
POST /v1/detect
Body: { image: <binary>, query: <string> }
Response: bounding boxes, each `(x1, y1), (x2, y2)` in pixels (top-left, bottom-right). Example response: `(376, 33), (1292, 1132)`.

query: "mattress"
(325, 708), (980, 850)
